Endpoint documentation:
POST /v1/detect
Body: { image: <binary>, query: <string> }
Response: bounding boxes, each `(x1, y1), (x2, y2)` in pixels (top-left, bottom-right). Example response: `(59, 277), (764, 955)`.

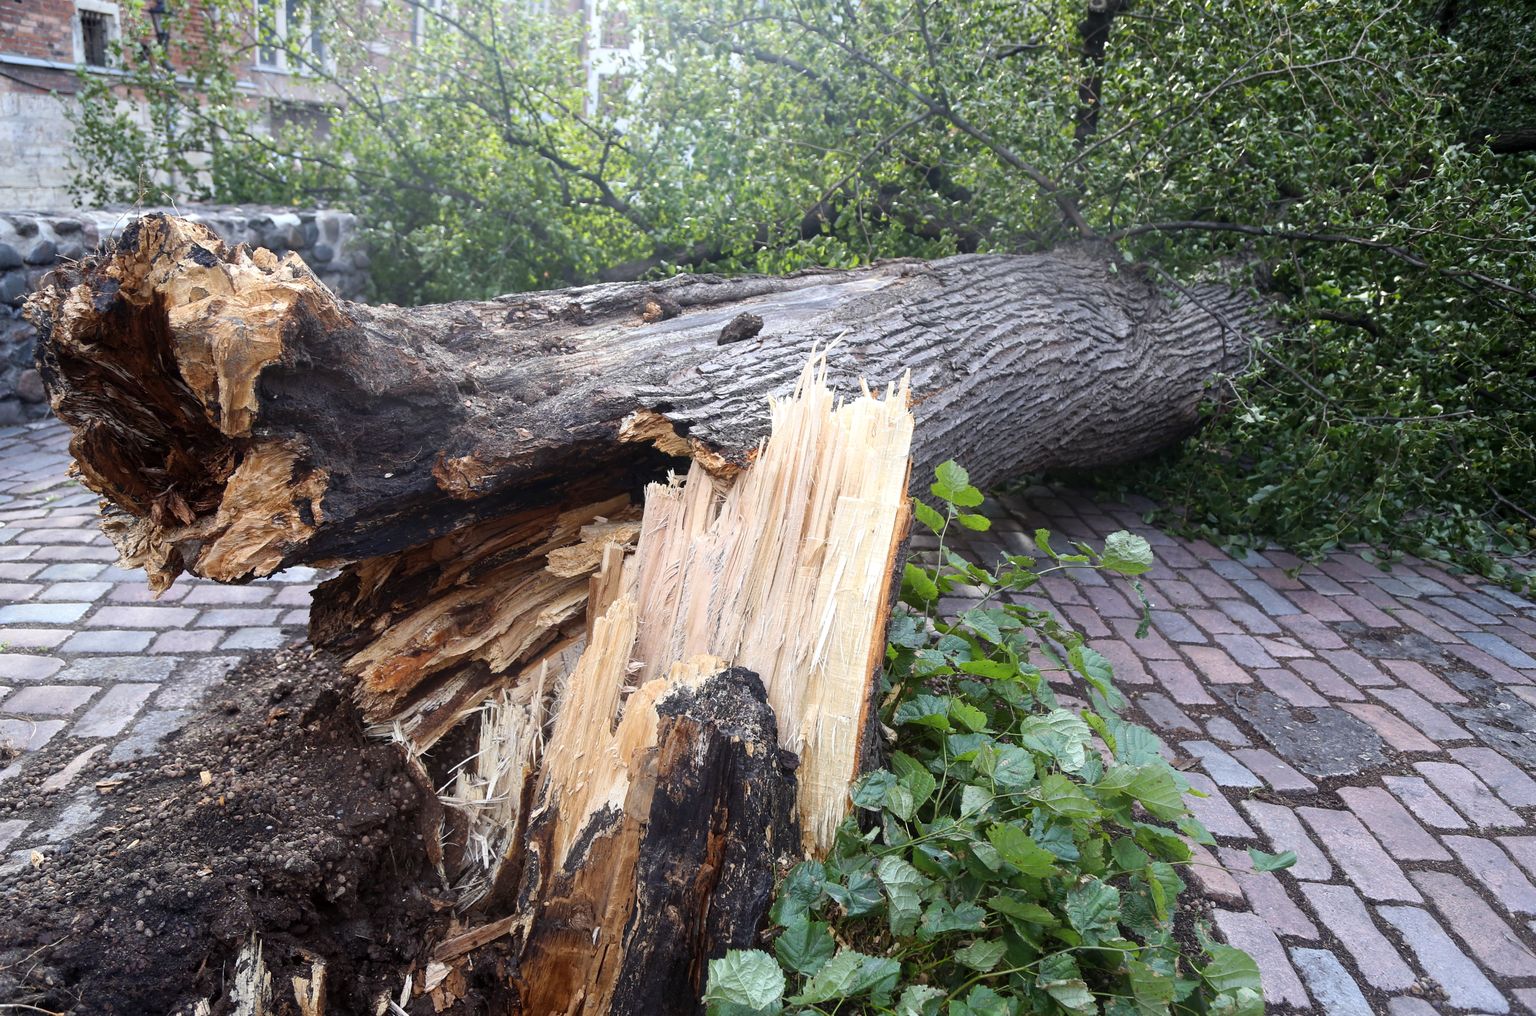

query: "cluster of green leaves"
(69, 1), (1535, 585)
(703, 465), (1287, 1016)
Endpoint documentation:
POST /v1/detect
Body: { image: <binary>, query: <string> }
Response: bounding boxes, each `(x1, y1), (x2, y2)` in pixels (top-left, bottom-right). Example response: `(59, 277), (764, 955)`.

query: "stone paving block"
(1504, 837), (1536, 881)
(1234, 579), (1301, 616)
(1325, 648), (1395, 687)
(107, 581), (190, 604)
(1371, 687), (1472, 741)
(1297, 806), (1421, 902)
(0, 601), (90, 625)
(1336, 785), (1450, 861)
(1186, 607), (1241, 636)
(154, 656), (242, 709)
(1383, 775), (1470, 830)
(1254, 667), (1329, 708)
(1338, 702), (1439, 753)
(0, 654), (64, 682)
(1183, 645), (1251, 685)
(1515, 988), (1536, 1015)
(1061, 604), (1111, 638)
(1415, 761), (1524, 828)
(280, 609), (309, 627)
(53, 655), (179, 684)
(1289, 658), (1366, 701)
(1201, 716), (1250, 747)
(38, 744), (104, 793)
(35, 580), (111, 603)
(1333, 594), (1399, 628)
(1385, 996), (1438, 1016)
(1253, 635), (1311, 659)
(4, 683), (99, 715)
(59, 630), (154, 654)
(1083, 584), (1137, 619)
(1088, 639), (1150, 684)
(0, 819), (27, 852)
(72, 683), (157, 738)
(1433, 595), (1502, 625)
(1149, 608), (1209, 643)
(0, 563), (44, 580)
(30, 545), (117, 562)
(1285, 590), (1353, 622)
(1442, 836), (1536, 916)
(1184, 839), (1243, 905)
(1182, 740), (1261, 788)
(1298, 884), (1416, 992)
(1216, 846), (1317, 939)
(0, 717), (66, 752)
(35, 562), (105, 581)
(1409, 870), (1536, 978)
(180, 584), (277, 605)
(1210, 559), (1256, 582)
(1371, 910), (1506, 1013)
(1276, 613), (1348, 650)
(108, 709), (190, 762)
(1464, 630), (1536, 669)
(86, 605), (198, 628)
(1448, 642), (1532, 685)
(1184, 772), (1255, 839)
(1390, 606), (1461, 644)
(1289, 948), (1372, 1016)
(0, 581), (41, 600)
(1449, 746), (1536, 807)
(221, 627), (286, 650)
(1132, 692), (1198, 733)
(148, 629), (225, 654)
(1213, 633), (1279, 669)
(193, 607), (284, 627)
(1383, 658), (1467, 703)
(1212, 910), (1310, 1008)
(1214, 599), (1284, 635)
(1152, 577), (1208, 608)
(1229, 747), (1315, 793)
(1152, 660), (1217, 706)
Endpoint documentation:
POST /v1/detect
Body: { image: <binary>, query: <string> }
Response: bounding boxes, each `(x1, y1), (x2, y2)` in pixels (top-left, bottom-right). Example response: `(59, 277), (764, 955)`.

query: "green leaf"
(954, 937), (1007, 972)
(1101, 531), (1155, 576)
(770, 861), (825, 927)
(826, 870), (881, 916)
(912, 498), (946, 534)
(894, 694), (952, 730)
(895, 984), (945, 1016)
(902, 562), (939, 606)
(1247, 847), (1297, 872)
(773, 915), (835, 976)
(1034, 774), (1097, 820)
(851, 770), (897, 811)
(949, 698), (989, 732)
(955, 512), (991, 531)
(1064, 879), (1120, 941)
(1019, 710), (1092, 773)
(890, 751), (937, 811)
(788, 950), (900, 1006)
(976, 742), (1036, 788)
(986, 822), (1058, 876)
(703, 949), (785, 1013)
(933, 460), (970, 496)
(1096, 764), (1186, 821)
(1200, 943), (1263, 995)
(876, 855), (928, 936)
(919, 898), (986, 937)
(1037, 953), (1096, 1015)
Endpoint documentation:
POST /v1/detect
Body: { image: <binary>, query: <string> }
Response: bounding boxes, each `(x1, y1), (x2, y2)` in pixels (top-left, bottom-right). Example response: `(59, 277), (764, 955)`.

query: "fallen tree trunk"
(29, 215), (1267, 1014)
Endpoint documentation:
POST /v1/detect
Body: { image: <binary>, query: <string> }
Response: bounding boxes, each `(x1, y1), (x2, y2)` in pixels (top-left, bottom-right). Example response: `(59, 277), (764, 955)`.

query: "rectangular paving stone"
(1442, 836), (1536, 916)
(1298, 570), (1350, 596)
(1202, 716), (1250, 747)
(1212, 910), (1310, 1008)
(148, 629), (225, 654)
(1083, 585), (1137, 619)
(1210, 559), (1257, 581)
(1448, 642), (1531, 685)
(1184, 839), (1243, 905)
(107, 581), (190, 604)
(1149, 609), (1207, 644)
(1383, 775), (1470, 830)
(1088, 640), (1151, 684)
(1286, 591), (1353, 622)
(60, 630), (155, 654)
(0, 819), (28, 852)
(1290, 659), (1366, 702)
(1229, 747), (1316, 793)
(0, 717), (66, 752)
(1449, 747), (1536, 807)
(1213, 599), (1284, 635)
(1432, 595), (1502, 625)
(221, 627), (286, 650)
(1415, 761), (1524, 828)
(1464, 630), (1536, 670)
(0, 582), (41, 600)
(0, 654), (64, 682)
(1184, 772), (1255, 839)
(1389, 607), (1461, 644)
(1378, 905), (1509, 1012)
(0, 602), (90, 625)
(35, 563), (105, 581)
(1296, 886), (1412, 994)
(1289, 948), (1372, 1016)
(1337, 785), (1449, 861)
(1338, 702), (1438, 753)
(1326, 649), (1395, 687)
(1382, 658), (1467, 703)
(4, 683), (100, 715)
(1254, 668), (1329, 708)
(38, 744), (104, 793)
(0, 628), (68, 649)
(1132, 691), (1198, 734)
(154, 656), (241, 709)
(1186, 607), (1242, 636)
(180, 584), (278, 605)
(86, 605), (199, 628)
(1277, 614), (1348, 650)
(1234, 579), (1301, 616)
(1408, 870), (1536, 978)
(271, 585), (315, 608)
(1214, 633), (1279, 669)
(1182, 740), (1262, 788)
(1243, 800), (1333, 880)
(108, 708), (191, 762)
(1255, 636), (1312, 659)
(72, 683), (157, 738)
(1503, 837), (1536, 881)
(1334, 594), (1398, 628)
(1183, 645), (1250, 684)
(1061, 604), (1111, 638)
(1370, 687), (1471, 742)
(1150, 660), (1216, 706)
(54, 656), (179, 683)
(1216, 846), (1317, 939)
(280, 609), (309, 627)
(29, 545), (117, 562)
(192, 607), (284, 627)
(1297, 806), (1421, 902)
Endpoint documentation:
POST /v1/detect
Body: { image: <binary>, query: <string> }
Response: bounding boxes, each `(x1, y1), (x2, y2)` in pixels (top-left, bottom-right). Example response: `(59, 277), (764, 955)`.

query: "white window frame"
(253, 0), (330, 74)
(73, 0), (122, 69)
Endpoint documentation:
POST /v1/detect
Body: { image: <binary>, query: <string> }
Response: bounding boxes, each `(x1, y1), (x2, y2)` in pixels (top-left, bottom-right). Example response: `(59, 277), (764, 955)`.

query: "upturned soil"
(0, 647), (457, 1015)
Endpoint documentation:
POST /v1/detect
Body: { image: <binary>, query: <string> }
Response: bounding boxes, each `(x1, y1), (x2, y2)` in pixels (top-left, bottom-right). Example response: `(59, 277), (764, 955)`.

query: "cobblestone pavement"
(5, 417), (1536, 1013)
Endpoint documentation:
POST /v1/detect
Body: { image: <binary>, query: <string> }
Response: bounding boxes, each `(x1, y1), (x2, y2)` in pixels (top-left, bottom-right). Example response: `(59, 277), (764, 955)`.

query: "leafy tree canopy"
(71, 0), (1535, 588)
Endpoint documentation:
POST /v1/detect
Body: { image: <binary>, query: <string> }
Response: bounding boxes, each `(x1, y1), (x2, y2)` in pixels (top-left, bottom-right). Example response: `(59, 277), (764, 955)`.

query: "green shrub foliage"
(71, 1), (1535, 585)
(702, 465), (1288, 1015)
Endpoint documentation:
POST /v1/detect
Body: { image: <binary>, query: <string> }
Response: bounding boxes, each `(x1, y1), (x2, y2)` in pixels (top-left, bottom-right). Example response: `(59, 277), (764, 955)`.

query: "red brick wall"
(0, 0), (78, 63)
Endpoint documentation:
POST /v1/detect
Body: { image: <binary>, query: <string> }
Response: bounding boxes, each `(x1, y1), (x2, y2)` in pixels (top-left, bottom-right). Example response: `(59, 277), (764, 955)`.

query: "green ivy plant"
(704, 463), (1286, 1015)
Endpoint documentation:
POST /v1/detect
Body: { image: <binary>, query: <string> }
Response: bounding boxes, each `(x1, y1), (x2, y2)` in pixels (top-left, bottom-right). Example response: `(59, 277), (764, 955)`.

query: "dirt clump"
(0, 646), (455, 1015)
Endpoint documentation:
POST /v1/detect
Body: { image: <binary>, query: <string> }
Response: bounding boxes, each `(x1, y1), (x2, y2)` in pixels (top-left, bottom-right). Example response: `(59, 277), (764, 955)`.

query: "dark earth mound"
(0, 646), (455, 1015)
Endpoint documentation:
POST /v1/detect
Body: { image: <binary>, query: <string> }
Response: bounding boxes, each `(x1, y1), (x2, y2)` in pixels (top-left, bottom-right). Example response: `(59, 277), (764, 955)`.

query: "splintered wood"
(541, 356), (913, 857)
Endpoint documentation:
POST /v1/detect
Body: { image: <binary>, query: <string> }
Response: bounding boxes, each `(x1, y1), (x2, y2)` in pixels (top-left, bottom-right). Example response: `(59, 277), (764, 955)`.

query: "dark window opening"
(81, 10), (110, 67)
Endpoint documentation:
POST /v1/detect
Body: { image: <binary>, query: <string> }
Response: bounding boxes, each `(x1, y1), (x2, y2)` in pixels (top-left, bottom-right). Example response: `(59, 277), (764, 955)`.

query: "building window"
(254, 0), (326, 73)
(73, 0), (121, 68)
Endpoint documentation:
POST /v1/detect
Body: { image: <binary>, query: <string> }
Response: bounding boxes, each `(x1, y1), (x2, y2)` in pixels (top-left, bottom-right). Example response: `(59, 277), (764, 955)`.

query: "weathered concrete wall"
(1, 205), (369, 424)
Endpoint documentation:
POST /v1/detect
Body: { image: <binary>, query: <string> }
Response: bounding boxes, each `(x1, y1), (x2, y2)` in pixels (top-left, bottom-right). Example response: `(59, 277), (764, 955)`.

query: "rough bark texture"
(31, 214), (1263, 593)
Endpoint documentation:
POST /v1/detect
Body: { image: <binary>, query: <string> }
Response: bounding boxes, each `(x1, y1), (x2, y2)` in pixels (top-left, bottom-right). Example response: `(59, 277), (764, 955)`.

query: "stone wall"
(1, 205), (368, 424)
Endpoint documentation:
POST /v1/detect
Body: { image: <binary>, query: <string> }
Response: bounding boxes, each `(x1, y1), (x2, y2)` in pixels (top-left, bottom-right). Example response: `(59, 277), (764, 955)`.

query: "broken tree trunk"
(29, 215), (1268, 1014)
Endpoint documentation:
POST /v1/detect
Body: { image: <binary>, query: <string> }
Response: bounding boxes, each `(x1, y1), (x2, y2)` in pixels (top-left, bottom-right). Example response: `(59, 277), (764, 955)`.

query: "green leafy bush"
(703, 464), (1278, 1016)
